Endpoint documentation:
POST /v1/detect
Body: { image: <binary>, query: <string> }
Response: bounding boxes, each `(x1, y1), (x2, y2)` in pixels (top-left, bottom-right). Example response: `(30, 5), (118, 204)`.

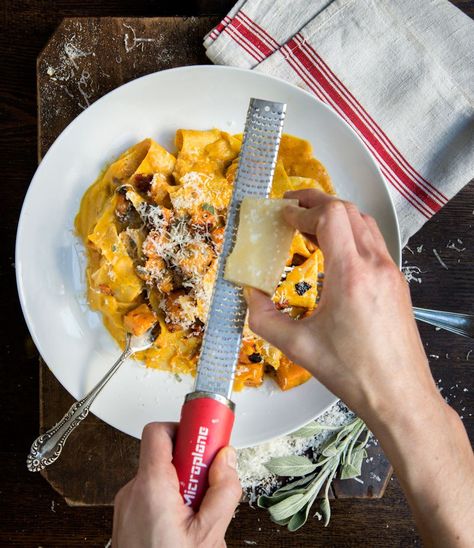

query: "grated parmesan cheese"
(171, 172), (209, 212)
(123, 23), (156, 53)
(137, 199), (217, 329)
(401, 264), (423, 284)
(446, 239), (466, 252)
(433, 248), (449, 270)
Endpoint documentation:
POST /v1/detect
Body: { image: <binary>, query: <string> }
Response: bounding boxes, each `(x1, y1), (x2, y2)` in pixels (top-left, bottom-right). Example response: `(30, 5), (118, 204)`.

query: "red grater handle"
(173, 394), (235, 510)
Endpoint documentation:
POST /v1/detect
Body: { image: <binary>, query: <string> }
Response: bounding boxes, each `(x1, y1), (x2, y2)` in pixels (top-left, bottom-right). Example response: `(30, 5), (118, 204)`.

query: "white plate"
(16, 66), (400, 448)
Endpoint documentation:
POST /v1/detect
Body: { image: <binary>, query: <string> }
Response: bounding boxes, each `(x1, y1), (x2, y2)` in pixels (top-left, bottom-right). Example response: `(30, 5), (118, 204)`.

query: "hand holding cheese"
(224, 197), (298, 295)
(245, 188), (474, 547)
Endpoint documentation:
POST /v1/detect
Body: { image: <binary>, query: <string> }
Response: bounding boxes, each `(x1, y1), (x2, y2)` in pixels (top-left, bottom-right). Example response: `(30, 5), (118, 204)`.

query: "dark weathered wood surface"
(36, 15), (393, 507)
(0, 1), (472, 546)
(37, 17), (217, 155)
(35, 16), (214, 507)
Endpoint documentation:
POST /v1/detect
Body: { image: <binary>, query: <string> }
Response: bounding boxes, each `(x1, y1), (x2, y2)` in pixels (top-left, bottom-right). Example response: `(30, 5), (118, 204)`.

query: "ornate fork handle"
(413, 307), (474, 339)
(27, 343), (132, 472)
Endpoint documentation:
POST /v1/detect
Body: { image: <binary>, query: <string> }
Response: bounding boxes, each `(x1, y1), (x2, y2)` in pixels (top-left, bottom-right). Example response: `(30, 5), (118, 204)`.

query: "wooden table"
(1, 1), (472, 546)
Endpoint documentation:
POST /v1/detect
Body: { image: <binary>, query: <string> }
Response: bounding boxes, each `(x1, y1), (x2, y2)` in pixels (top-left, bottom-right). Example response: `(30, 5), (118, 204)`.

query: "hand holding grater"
(172, 98), (287, 510)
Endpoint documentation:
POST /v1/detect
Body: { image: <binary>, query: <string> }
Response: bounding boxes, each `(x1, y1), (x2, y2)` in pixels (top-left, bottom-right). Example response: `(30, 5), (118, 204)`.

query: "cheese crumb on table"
(224, 197), (297, 295)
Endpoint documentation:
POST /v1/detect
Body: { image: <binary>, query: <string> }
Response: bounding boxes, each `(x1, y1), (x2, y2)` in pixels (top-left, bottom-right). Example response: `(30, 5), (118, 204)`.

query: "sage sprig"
(257, 417), (370, 530)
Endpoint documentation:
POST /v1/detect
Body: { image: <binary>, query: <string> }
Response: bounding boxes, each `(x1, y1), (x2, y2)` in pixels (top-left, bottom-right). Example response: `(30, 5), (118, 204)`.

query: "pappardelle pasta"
(75, 129), (334, 391)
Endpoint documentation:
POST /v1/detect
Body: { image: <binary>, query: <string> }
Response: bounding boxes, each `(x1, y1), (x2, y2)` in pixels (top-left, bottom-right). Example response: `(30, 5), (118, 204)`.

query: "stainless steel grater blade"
(194, 98), (287, 399)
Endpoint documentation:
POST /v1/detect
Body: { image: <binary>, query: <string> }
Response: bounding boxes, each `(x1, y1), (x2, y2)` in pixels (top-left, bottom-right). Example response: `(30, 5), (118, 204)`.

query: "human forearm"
(246, 189), (474, 544)
(367, 385), (474, 547)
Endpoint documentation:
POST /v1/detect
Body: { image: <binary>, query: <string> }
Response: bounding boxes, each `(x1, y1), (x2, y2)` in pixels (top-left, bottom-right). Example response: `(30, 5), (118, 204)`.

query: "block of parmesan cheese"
(224, 197), (297, 295)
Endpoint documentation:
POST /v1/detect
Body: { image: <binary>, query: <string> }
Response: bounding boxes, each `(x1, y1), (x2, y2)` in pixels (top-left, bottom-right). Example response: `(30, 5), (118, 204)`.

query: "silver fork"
(316, 274), (474, 339)
(27, 327), (156, 472)
(412, 307), (474, 339)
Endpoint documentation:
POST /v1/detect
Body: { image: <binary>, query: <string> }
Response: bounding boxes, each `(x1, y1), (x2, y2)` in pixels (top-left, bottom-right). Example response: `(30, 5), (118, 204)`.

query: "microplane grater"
(195, 98), (287, 398)
(173, 98), (287, 509)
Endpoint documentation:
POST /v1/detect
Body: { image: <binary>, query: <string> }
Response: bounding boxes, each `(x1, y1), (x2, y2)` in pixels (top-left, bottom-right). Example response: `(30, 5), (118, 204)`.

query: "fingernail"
(225, 447), (237, 469)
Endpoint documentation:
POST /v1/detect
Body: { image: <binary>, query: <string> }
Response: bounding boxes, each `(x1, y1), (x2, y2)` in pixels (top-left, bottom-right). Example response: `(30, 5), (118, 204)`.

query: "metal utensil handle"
(27, 342), (132, 472)
(413, 307), (474, 339)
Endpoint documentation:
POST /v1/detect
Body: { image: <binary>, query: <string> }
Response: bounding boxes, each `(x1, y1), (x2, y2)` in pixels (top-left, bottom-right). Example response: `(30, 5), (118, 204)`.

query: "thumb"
(196, 447), (241, 538)
(244, 287), (306, 361)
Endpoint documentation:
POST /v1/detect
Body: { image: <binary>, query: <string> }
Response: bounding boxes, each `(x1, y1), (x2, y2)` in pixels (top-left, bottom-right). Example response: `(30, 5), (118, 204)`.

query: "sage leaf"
(258, 493), (293, 509)
(288, 476), (327, 532)
(319, 497), (331, 527)
(288, 503), (312, 531)
(340, 463), (359, 480)
(350, 447), (367, 467)
(201, 202), (216, 215)
(268, 493), (310, 521)
(321, 440), (339, 457)
(257, 489), (307, 509)
(335, 426), (351, 444)
(290, 422), (337, 438)
(273, 472), (317, 495)
(340, 447), (366, 479)
(265, 455), (318, 477)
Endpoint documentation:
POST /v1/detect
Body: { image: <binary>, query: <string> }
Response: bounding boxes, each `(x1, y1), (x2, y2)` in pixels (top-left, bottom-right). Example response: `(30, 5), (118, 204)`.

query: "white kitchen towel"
(204, 0), (474, 245)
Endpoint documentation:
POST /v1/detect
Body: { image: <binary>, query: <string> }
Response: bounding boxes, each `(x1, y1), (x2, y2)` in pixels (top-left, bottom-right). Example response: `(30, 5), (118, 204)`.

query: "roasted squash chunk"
(275, 357), (312, 391)
(234, 340), (264, 390)
(123, 304), (157, 336)
(234, 362), (264, 390)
